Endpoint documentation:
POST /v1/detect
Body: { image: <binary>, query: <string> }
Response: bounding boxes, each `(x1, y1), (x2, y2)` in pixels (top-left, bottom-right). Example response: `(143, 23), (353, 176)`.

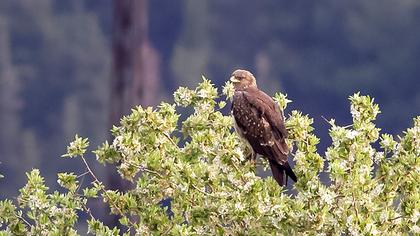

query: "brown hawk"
(229, 69), (297, 186)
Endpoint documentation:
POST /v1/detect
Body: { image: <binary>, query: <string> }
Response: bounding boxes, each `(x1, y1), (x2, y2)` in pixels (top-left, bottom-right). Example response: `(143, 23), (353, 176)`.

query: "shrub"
(1, 79), (419, 235)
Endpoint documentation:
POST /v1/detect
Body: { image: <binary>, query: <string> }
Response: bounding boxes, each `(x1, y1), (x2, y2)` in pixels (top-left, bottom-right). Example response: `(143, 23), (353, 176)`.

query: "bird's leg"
(249, 151), (257, 166)
(244, 143), (257, 165)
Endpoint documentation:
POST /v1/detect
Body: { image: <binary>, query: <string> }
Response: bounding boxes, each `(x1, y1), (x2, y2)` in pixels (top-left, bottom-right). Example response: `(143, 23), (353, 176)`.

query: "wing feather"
(242, 88), (289, 156)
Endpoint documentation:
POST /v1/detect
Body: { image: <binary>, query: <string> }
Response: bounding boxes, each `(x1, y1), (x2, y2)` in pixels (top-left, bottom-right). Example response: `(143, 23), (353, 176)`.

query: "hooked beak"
(230, 76), (240, 83)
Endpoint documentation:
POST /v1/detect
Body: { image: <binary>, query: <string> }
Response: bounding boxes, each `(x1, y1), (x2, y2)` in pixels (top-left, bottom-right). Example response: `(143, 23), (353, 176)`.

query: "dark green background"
(0, 0), (418, 199)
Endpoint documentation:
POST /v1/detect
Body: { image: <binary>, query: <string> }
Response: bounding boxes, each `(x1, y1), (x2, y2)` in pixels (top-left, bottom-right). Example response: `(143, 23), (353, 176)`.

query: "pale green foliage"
(1, 79), (419, 235)
(0, 169), (82, 235)
(273, 93), (292, 111)
(61, 135), (89, 158)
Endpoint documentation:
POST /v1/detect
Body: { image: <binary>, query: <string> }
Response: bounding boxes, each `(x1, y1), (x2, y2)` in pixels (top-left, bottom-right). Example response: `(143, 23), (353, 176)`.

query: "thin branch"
(207, 183), (214, 193)
(230, 161), (247, 183)
(389, 215), (406, 221)
(126, 162), (164, 178)
(142, 168), (164, 178)
(162, 132), (178, 148)
(82, 205), (95, 221)
(76, 169), (88, 193)
(321, 116), (331, 125)
(352, 193), (360, 223)
(342, 123), (354, 128)
(191, 184), (210, 196)
(17, 214), (31, 228)
(80, 155), (99, 184)
(161, 223), (174, 236)
(77, 171), (90, 178)
(321, 115), (353, 128)
(79, 155), (136, 229)
(191, 184), (224, 199)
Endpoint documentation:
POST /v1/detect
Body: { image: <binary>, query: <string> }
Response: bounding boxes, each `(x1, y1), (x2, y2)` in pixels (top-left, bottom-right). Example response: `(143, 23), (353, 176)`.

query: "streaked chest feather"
(232, 94), (271, 141)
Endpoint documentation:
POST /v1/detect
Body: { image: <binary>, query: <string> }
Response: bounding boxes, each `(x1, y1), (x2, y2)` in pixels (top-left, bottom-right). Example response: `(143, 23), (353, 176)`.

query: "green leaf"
(62, 135), (89, 158)
(57, 172), (78, 192)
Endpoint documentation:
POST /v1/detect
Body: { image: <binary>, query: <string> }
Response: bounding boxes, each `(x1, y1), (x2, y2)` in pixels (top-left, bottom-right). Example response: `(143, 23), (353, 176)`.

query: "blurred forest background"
(0, 0), (419, 202)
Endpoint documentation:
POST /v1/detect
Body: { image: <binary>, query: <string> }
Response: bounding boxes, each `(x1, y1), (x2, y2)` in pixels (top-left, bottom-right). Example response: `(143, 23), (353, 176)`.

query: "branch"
(82, 205), (95, 221)
(142, 168), (164, 178)
(17, 214), (32, 228)
(321, 116), (331, 125)
(321, 115), (353, 128)
(76, 168), (88, 192)
(352, 193), (360, 224)
(192, 184), (224, 199)
(162, 132), (179, 148)
(389, 215), (406, 221)
(79, 155), (136, 229)
(230, 161), (247, 183)
(77, 171), (90, 178)
(126, 162), (164, 178)
(161, 223), (174, 236)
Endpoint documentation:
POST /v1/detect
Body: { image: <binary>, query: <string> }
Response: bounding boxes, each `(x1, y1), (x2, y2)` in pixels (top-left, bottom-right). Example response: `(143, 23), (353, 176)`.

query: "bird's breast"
(232, 94), (269, 141)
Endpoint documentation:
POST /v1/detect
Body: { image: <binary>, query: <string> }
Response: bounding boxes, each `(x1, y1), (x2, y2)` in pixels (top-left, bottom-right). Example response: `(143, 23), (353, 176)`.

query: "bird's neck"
(234, 84), (257, 91)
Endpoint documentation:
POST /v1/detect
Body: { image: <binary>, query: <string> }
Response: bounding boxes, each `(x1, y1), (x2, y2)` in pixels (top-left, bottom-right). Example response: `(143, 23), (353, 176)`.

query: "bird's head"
(229, 69), (257, 90)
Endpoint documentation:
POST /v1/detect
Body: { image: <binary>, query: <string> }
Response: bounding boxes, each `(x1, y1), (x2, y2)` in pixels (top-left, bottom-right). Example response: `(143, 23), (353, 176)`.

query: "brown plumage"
(229, 69), (297, 186)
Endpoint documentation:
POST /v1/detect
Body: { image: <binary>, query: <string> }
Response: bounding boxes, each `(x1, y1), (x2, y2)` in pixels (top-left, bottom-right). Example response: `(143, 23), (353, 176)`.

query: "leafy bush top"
(1, 78), (419, 235)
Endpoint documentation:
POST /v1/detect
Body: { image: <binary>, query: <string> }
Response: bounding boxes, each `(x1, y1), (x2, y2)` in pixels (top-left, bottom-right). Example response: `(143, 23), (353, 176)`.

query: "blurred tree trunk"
(108, 0), (160, 226)
(111, 0), (160, 124)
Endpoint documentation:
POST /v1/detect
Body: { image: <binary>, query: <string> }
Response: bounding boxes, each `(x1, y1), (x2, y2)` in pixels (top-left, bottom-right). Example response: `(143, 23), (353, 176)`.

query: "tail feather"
(269, 160), (297, 186)
(269, 160), (284, 186)
(283, 161), (297, 182)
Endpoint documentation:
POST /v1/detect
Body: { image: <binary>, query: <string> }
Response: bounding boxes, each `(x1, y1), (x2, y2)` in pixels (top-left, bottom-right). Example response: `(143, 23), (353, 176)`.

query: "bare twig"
(17, 214), (32, 228)
(161, 223), (174, 236)
(79, 155), (136, 229)
(191, 184), (210, 196)
(321, 115), (353, 128)
(191, 184), (224, 199)
(162, 132), (178, 148)
(389, 215), (405, 221)
(321, 116), (331, 125)
(230, 161), (246, 183)
(77, 171), (90, 178)
(142, 168), (164, 178)
(82, 205), (96, 221)
(76, 168), (88, 192)
(352, 193), (360, 224)
(125, 162), (164, 178)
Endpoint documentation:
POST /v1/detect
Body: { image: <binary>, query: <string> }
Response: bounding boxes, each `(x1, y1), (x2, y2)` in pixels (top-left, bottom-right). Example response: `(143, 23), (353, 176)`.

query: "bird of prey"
(229, 69), (297, 186)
